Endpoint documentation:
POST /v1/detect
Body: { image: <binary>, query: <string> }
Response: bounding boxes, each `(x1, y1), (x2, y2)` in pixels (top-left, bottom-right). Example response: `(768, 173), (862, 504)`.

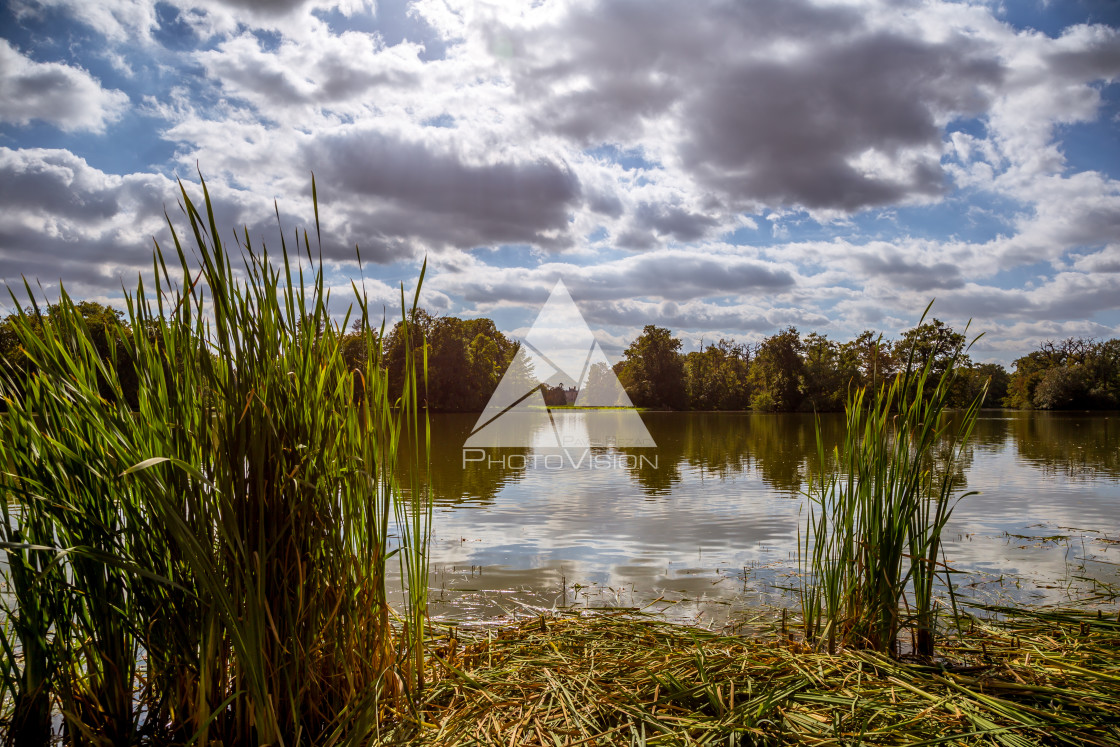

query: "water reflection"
(623, 412), (845, 495)
(1008, 412), (1120, 479)
(425, 413), (527, 505)
(407, 410), (1120, 625)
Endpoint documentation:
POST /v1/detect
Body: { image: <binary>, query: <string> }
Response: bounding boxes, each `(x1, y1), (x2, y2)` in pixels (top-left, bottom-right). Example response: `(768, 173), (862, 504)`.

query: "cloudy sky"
(1, 0), (1119, 364)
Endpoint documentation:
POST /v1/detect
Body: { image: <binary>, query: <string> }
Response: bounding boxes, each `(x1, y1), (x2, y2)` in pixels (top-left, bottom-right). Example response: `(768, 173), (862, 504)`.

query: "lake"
(414, 410), (1120, 627)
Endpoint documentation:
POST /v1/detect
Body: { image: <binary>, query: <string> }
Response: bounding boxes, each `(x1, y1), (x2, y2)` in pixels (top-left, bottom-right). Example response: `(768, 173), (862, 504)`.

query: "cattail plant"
(800, 305), (986, 657)
(0, 174), (431, 745)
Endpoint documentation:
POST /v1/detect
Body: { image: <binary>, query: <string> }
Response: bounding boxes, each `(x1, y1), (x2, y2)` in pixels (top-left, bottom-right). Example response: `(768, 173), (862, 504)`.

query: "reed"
(800, 305), (987, 657)
(0, 175), (431, 744)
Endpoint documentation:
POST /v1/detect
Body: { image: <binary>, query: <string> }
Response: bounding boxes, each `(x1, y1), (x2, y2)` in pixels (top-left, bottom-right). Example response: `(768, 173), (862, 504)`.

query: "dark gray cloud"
(509, 0), (862, 143)
(305, 128), (582, 257)
(577, 298), (828, 333)
(610, 253), (794, 300)
(939, 274), (1120, 322)
(204, 0), (310, 17)
(1072, 248), (1120, 273)
(503, 0), (1003, 212)
(628, 202), (720, 243)
(1046, 26), (1120, 80)
(586, 189), (623, 218)
(854, 250), (965, 292)
(440, 250), (795, 317)
(682, 33), (999, 210)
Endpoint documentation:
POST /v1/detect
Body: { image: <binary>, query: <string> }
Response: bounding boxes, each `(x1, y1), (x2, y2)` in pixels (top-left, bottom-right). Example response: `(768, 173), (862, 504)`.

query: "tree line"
(615, 320), (1001, 411)
(3, 301), (1118, 411)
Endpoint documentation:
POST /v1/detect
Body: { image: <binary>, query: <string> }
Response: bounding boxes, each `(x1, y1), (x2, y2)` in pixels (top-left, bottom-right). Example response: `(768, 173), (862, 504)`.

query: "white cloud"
(0, 39), (128, 132)
(3, 0), (1120, 368)
(13, 0), (160, 42)
(195, 30), (426, 116)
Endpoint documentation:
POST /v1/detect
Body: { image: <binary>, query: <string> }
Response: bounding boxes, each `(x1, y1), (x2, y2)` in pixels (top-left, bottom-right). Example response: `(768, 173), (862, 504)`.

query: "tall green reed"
(0, 175), (431, 745)
(799, 306), (986, 658)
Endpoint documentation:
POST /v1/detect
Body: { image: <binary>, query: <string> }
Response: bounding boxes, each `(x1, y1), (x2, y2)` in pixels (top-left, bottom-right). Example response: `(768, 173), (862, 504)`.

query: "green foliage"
(800, 308), (986, 658)
(616, 325), (687, 409)
(1006, 337), (1120, 409)
(958, 361), (1010, 408)
(384, 312), (518, 411)
(302, 303), (1021, 415)
(602, 319), (1008, 414)
(684, 339), (752, 410)
(0, 301), (138, 409)
(749, 327), (805, 412)
(841, 330), (896, 390)
(800, 332), (859, 412)
(0, 176), (431, 744)
(895, 319), (968, 379)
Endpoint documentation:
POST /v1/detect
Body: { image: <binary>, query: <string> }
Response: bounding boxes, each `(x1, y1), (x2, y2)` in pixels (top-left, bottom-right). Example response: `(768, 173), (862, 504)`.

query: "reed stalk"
(0, 174), (431, 744)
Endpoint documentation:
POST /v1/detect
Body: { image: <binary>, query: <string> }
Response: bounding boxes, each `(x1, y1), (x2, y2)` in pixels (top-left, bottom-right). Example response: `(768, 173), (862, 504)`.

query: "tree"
(1006, 349), (1050, 408)
(955, 362), (1010, 408)
(1033, 365), (1090, 410)
(800, 332), (859, 412)
(841, 330), (895, 391)
(616, 325), (687, 409)
(382, 310), (518, 411)
(1006, 337), (1120, 410)
(383, 308), (435, 403)
(749, 327), (804, 412)
(684, 339), (751, 410)
(896, 319), (969, 379)
(1, 301), (137, 408)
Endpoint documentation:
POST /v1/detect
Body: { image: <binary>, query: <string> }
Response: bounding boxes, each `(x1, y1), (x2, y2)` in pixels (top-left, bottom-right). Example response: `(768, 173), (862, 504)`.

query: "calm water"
(411, 411), (1120, 627)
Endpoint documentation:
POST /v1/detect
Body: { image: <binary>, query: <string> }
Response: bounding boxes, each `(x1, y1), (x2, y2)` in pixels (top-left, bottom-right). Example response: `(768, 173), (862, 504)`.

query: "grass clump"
(0, 175), (431, 745)
(800, 307), (987, 658)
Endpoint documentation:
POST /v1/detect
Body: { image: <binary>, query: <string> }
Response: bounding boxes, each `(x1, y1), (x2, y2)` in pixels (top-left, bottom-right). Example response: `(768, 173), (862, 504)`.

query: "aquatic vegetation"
(0, 176), (431, 744)
(800, 305), (988, 657)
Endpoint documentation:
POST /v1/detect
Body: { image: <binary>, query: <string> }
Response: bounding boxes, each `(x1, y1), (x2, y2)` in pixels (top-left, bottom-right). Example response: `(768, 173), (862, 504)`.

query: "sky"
(1, 0), (1119, 366)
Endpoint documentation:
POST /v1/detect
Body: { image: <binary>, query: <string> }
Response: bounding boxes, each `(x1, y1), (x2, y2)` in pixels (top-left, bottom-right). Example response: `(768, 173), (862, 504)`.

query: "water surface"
(414, 411), (1120, 627)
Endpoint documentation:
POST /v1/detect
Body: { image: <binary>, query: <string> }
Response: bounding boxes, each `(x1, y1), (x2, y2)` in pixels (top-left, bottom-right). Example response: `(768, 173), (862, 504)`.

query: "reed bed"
(0, 176), (431, 745)
(404, 607), (1120, 746)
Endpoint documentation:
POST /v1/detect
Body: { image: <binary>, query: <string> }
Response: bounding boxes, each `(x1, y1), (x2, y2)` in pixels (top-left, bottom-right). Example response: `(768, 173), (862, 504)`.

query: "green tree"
(1084, 338), (1120, 407)
(616, 325), (687, 409)
(384, 308), (435, 403)
(749, 327), (804, 412)
(684, 339), (751, 410)
(841, 330), (895, 391)
(383, 311), (518, 411)
(1033, 365), (1090, 410)
(1, 300), (136, 408)
(955, 362), (1009, 408)
(1006, 337), (1119, 410)
(896, 318), (969, 379)
(800, 332), (859, 412)
(1006, 349), (1050, 408)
